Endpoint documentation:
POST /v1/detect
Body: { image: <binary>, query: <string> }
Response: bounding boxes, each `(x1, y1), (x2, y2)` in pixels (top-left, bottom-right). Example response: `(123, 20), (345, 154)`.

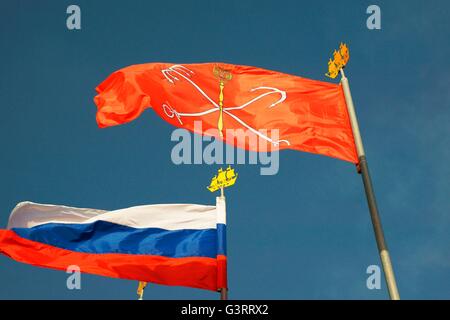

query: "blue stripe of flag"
(12, 221), (227, 258)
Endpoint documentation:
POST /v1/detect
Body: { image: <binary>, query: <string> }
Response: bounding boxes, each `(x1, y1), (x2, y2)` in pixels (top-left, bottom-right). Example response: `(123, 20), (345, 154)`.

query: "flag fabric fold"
(94, 62), (358, 163)
(0, 199), (227, 291)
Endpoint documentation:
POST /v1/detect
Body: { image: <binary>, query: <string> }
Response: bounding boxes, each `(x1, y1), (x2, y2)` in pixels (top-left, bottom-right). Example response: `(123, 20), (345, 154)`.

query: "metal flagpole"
(339, 68), (400, 300)
(219, 186), (228, 300)
(208, 167), (237, 300)
(220, 286), (228, 300)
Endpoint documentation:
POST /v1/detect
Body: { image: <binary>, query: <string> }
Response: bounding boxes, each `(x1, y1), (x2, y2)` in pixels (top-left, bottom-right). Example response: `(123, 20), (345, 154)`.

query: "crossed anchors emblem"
(161, 64), (290, 146)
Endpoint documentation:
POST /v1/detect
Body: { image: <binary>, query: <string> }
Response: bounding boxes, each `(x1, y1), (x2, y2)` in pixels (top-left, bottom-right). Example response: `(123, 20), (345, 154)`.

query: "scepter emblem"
(213, 66), (233, 138)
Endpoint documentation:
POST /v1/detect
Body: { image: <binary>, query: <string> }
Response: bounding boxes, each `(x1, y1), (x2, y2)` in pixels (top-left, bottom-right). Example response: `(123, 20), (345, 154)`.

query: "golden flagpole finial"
(137, 281), (147, 300)
(207, 166), (238, 195)
(325, 43), (350, 79)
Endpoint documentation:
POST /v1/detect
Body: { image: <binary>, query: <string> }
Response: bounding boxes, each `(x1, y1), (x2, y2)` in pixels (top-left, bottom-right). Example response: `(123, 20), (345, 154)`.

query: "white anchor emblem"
(161, 64), (290, 146)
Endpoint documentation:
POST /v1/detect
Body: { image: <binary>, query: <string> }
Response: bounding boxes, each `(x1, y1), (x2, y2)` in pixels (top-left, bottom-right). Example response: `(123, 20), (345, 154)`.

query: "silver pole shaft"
(219, 187), (228, 300)
(340, 69), (400, 300)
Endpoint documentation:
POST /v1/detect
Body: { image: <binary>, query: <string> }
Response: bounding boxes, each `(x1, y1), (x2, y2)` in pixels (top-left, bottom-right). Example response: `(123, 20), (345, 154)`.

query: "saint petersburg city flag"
(94, 62), (358, 163)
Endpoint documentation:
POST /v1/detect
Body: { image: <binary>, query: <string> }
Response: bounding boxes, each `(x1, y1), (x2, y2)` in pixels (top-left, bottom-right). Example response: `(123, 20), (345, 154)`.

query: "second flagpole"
(219, 186), (228, 300)
(208, 167), (236, 300)
(340, 68), (400, 300)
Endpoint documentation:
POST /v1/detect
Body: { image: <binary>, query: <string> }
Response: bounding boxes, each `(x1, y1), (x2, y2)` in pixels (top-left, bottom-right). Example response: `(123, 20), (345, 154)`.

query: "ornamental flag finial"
(326, 43), (350, 79)
(207, 166), (238, 193)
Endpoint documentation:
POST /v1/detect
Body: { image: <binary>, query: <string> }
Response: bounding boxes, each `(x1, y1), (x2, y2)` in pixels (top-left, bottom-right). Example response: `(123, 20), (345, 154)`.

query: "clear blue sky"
(0, 0), (448, 299)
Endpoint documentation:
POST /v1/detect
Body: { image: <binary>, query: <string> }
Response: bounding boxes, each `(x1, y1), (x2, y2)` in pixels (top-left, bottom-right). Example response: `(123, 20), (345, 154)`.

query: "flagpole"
(220, 287), (228, 300)
(219, 186), (228, 300)
(340, 68), (400, 300)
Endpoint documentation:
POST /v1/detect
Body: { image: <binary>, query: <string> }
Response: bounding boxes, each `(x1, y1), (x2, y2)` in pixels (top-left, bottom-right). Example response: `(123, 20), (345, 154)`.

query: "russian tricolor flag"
(0, 198), (227, 291)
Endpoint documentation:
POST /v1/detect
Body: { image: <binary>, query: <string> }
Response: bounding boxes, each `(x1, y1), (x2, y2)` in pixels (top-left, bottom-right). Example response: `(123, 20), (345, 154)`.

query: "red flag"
(94, 63), (357, 163)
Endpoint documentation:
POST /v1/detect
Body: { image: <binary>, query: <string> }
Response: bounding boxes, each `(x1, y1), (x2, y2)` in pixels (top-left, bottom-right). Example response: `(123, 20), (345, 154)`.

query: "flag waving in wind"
(94, 63), (358, 163)
(0, 199), (227, 291)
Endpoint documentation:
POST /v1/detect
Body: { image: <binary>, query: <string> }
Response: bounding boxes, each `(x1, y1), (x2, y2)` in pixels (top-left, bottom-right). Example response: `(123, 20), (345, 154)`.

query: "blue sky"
(0, 0), (449, 299)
